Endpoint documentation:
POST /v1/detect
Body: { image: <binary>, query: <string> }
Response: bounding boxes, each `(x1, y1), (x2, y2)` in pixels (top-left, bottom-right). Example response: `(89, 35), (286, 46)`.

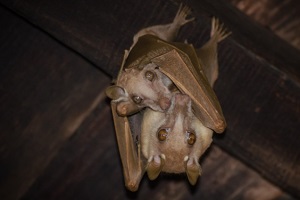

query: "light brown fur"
(141, 93), (213, 183)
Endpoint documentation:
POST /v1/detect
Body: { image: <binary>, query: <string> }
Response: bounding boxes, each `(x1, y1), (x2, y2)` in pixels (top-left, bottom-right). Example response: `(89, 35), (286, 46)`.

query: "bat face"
(106, 62), (175, 116)
(141, 93), (213, 184)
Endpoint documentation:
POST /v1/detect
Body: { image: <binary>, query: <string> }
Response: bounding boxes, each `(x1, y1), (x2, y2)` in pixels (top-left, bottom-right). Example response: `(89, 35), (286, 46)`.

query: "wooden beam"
(188, 0), (300, 84)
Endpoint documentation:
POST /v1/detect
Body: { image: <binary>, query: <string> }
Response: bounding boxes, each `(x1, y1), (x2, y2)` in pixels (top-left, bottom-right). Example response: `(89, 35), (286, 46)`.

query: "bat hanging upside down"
(106, 4), (230, 191)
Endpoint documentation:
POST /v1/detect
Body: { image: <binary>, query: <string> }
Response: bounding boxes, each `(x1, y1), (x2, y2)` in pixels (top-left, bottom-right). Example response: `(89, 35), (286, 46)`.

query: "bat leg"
(171, 3), (195, 30)
(196, 17), (230, 87)
(184, 156), (202, 185)
(146, 154), (166, 180)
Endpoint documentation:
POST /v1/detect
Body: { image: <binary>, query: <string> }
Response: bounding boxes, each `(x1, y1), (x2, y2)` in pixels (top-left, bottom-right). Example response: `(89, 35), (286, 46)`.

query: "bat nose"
(116, 102), (139, 116)
(159, 97), (171, 110)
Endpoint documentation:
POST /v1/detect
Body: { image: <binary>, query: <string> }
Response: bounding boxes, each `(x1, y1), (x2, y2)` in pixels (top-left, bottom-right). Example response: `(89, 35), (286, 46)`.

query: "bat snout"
(159, 97), (171, 110)
(116, 101), (140, 116)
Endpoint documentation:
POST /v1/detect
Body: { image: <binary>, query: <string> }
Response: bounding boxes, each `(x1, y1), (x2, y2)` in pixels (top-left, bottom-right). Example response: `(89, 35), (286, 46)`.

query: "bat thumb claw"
(214, 119), (226, 133)
(126, 181), (139, 192)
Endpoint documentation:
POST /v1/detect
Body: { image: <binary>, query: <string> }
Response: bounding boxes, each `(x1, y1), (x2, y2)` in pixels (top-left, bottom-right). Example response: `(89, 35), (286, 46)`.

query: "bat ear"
(106, 85), (126, 100)
(184, 157), (201, 185)
(147, 155), (165, 180)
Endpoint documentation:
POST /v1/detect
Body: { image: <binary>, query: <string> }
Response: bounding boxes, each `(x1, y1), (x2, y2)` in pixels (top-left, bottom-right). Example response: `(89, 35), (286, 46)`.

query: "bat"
(106, 4), (229, 191)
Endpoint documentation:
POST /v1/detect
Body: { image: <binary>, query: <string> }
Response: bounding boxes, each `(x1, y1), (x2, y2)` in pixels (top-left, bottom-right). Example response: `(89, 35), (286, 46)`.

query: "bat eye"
(157, 128), (168, 141)
(132, 96), (143, 104)
(145, 71), (155, 81)
(186, 131), (196, 145)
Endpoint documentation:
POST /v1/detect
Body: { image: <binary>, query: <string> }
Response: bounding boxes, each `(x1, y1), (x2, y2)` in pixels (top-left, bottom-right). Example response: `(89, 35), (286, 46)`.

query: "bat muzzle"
(159, 97), (171, 110)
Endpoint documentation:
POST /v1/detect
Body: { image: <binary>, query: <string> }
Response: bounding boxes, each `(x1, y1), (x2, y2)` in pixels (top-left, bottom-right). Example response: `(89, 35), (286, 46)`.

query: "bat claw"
(146, 155), (165, 180)
(184, 156), (202, 185)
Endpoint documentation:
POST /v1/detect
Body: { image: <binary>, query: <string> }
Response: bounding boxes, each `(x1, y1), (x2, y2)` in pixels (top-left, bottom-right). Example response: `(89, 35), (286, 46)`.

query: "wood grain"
(215, 39), (300, 196)
(227, 0), (300, 50)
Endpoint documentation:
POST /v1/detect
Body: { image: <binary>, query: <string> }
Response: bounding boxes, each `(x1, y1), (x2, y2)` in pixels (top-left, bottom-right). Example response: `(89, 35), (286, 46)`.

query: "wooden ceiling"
(228, 0), (300, 50)
(0, 0), (299, 199)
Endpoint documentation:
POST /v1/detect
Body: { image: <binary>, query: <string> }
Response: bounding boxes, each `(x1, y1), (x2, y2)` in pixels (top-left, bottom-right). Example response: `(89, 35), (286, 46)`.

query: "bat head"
(151, 93), (195, 172)
(142, 93), (212, 184)
(106, 63), (174, 116)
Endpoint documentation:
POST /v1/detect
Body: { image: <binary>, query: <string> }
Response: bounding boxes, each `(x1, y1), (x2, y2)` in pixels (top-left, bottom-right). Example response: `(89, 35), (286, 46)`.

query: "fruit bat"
(106, 4), (229, 191)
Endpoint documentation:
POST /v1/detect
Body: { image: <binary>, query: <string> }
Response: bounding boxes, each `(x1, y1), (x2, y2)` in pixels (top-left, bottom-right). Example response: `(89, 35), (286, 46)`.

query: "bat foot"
(146, 154), (165, 180)
(184, 156), (201, 185)
(211, 17), (231, 42)
(174, 4), (195, 26)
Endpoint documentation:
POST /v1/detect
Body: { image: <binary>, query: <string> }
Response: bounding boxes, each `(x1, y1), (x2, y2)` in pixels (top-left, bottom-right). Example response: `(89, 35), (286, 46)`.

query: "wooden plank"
(21, 98), (294, 200)
(188, 0), (300, 83)
(0, 6), (110, 200)
(227, 0), (300, 50)
(214, 40), (300, 196)
(1, 0), (299, 82)
(1, 0), (300, 197)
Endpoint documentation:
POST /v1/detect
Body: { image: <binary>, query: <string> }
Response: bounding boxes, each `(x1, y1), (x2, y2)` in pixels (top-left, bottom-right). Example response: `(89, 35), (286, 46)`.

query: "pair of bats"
(106, 4), (229, 191)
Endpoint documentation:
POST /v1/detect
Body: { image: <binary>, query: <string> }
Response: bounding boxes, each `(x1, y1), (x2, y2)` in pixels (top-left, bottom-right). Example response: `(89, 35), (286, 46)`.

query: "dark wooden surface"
(187, 0), (300, 84)
(2, 0), (300, 82)
(227, 0), (300, 50)
(0, 0), (300, 199)
(0, 5), (110, 200)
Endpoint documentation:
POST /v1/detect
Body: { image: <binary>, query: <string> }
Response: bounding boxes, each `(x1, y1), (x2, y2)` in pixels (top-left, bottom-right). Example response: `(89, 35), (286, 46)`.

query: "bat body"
(106, 4), (229, 191)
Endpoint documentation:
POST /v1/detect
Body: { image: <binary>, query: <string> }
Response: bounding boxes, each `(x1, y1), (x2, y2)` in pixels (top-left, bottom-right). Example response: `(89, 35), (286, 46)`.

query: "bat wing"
(153, 50), (226, 133)
(111, 102), (145, 191)
(126, 35), (226, 133)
